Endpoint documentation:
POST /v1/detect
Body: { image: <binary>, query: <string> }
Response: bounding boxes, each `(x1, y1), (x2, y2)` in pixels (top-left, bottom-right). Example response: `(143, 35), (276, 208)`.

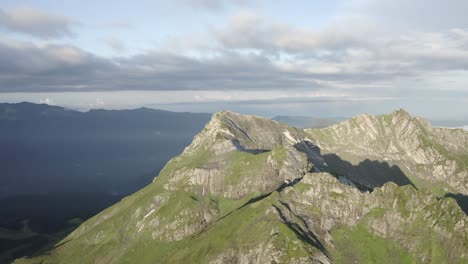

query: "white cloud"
(342, 0), (468, 30)
(38, 97), (55, 105)
(88, 98), (106, 108)
(214, 11), (368, 53)
(0, 6), (75, 38)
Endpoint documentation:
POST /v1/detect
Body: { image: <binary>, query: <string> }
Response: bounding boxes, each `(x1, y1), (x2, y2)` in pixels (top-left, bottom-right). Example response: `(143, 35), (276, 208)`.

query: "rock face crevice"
(274, 200), (330, 259)
(272, 204), (330, 262)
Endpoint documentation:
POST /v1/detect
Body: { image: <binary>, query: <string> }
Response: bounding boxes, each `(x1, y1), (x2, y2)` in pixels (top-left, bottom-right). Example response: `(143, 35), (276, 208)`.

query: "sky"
(0, 0), (467, 119)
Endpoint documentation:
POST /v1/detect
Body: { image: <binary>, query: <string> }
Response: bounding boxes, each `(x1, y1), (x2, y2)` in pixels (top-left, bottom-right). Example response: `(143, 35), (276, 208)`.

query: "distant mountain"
(432, 119), (468, 128)
(0, 102), (211, 197)
(19, 110), (467, 263)
(272, 115), (345, 128)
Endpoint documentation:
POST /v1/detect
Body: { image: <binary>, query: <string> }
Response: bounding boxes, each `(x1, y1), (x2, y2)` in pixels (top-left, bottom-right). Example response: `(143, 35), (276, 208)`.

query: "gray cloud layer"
(0, 37), (328, 93)
(215, 12), (468, 72)
(0, 4), (467, 100)
(0, 7), (74, 38)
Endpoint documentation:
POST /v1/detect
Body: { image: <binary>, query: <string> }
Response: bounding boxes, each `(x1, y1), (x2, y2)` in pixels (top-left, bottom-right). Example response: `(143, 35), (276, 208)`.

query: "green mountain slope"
(15, 110), (468, 264)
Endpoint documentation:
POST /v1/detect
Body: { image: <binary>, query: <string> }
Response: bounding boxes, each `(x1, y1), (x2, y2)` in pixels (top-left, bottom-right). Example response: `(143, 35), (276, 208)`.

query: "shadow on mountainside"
(321, 153), (416, 189)
(291, 140), (416, 190)
(444, 193), (468, 215)
(292, 141), (468, 216)
(0, 192), (124, 263)
(232, 139), (270, 154)
(0, 221), (76, 263)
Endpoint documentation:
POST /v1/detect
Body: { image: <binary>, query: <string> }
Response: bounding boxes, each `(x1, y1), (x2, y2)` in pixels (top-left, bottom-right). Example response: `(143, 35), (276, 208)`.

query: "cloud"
(157, 96), (397, 106)
(178, 0), (255, 10)
(0, 37), (115, 92)
(0, 10), (467, 102)
(214, 12), (366, 55)
(87, 98), (106, 108)
(0, 37), (327, 93)
(102, 37), (127, 52)
(0, 6), (74, 38)
(38, 97), (55, 105)
(212, 13), (468, 79)
(343, 0), (468, 30)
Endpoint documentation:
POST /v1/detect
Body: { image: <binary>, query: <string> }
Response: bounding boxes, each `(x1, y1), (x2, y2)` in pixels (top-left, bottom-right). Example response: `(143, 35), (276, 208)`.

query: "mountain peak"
(19, 110), (468, 264)
(349, 109), (413, 125)
(387, 108), (414, 122)
(159, 110), (324, 199)
(306, 109), (468, 194)
(385, 109), (432, 129)
(390, 108), (411, 117)
(185, 110), (314, 156)
(334, 109), (429, 133)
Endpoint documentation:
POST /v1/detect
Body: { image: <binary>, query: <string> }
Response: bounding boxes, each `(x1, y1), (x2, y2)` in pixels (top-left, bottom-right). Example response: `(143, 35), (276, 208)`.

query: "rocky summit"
(306, 109), (468, 196)
(16, 110), (468, 264)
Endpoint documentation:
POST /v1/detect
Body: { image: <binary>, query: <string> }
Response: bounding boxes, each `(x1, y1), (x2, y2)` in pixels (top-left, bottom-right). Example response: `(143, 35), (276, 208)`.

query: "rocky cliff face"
(16, 110), (468, 264)
(158, 111), (325, 200)
(306, 109), (468, 195)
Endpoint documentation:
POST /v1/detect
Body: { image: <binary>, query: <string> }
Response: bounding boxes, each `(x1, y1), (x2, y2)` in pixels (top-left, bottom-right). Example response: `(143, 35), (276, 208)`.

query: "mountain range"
(0, 102), (211, 197)
(15, 109), (467, 264)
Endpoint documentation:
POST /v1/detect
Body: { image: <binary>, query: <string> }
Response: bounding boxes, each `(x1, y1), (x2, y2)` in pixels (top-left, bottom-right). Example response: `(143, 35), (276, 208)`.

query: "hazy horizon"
(3, 101), (468, 127)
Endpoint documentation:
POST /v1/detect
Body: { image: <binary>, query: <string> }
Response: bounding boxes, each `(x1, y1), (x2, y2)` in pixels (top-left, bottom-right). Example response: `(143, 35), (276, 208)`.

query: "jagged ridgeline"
(306, 109), (468, 196)
(16, 111), (468, 264)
